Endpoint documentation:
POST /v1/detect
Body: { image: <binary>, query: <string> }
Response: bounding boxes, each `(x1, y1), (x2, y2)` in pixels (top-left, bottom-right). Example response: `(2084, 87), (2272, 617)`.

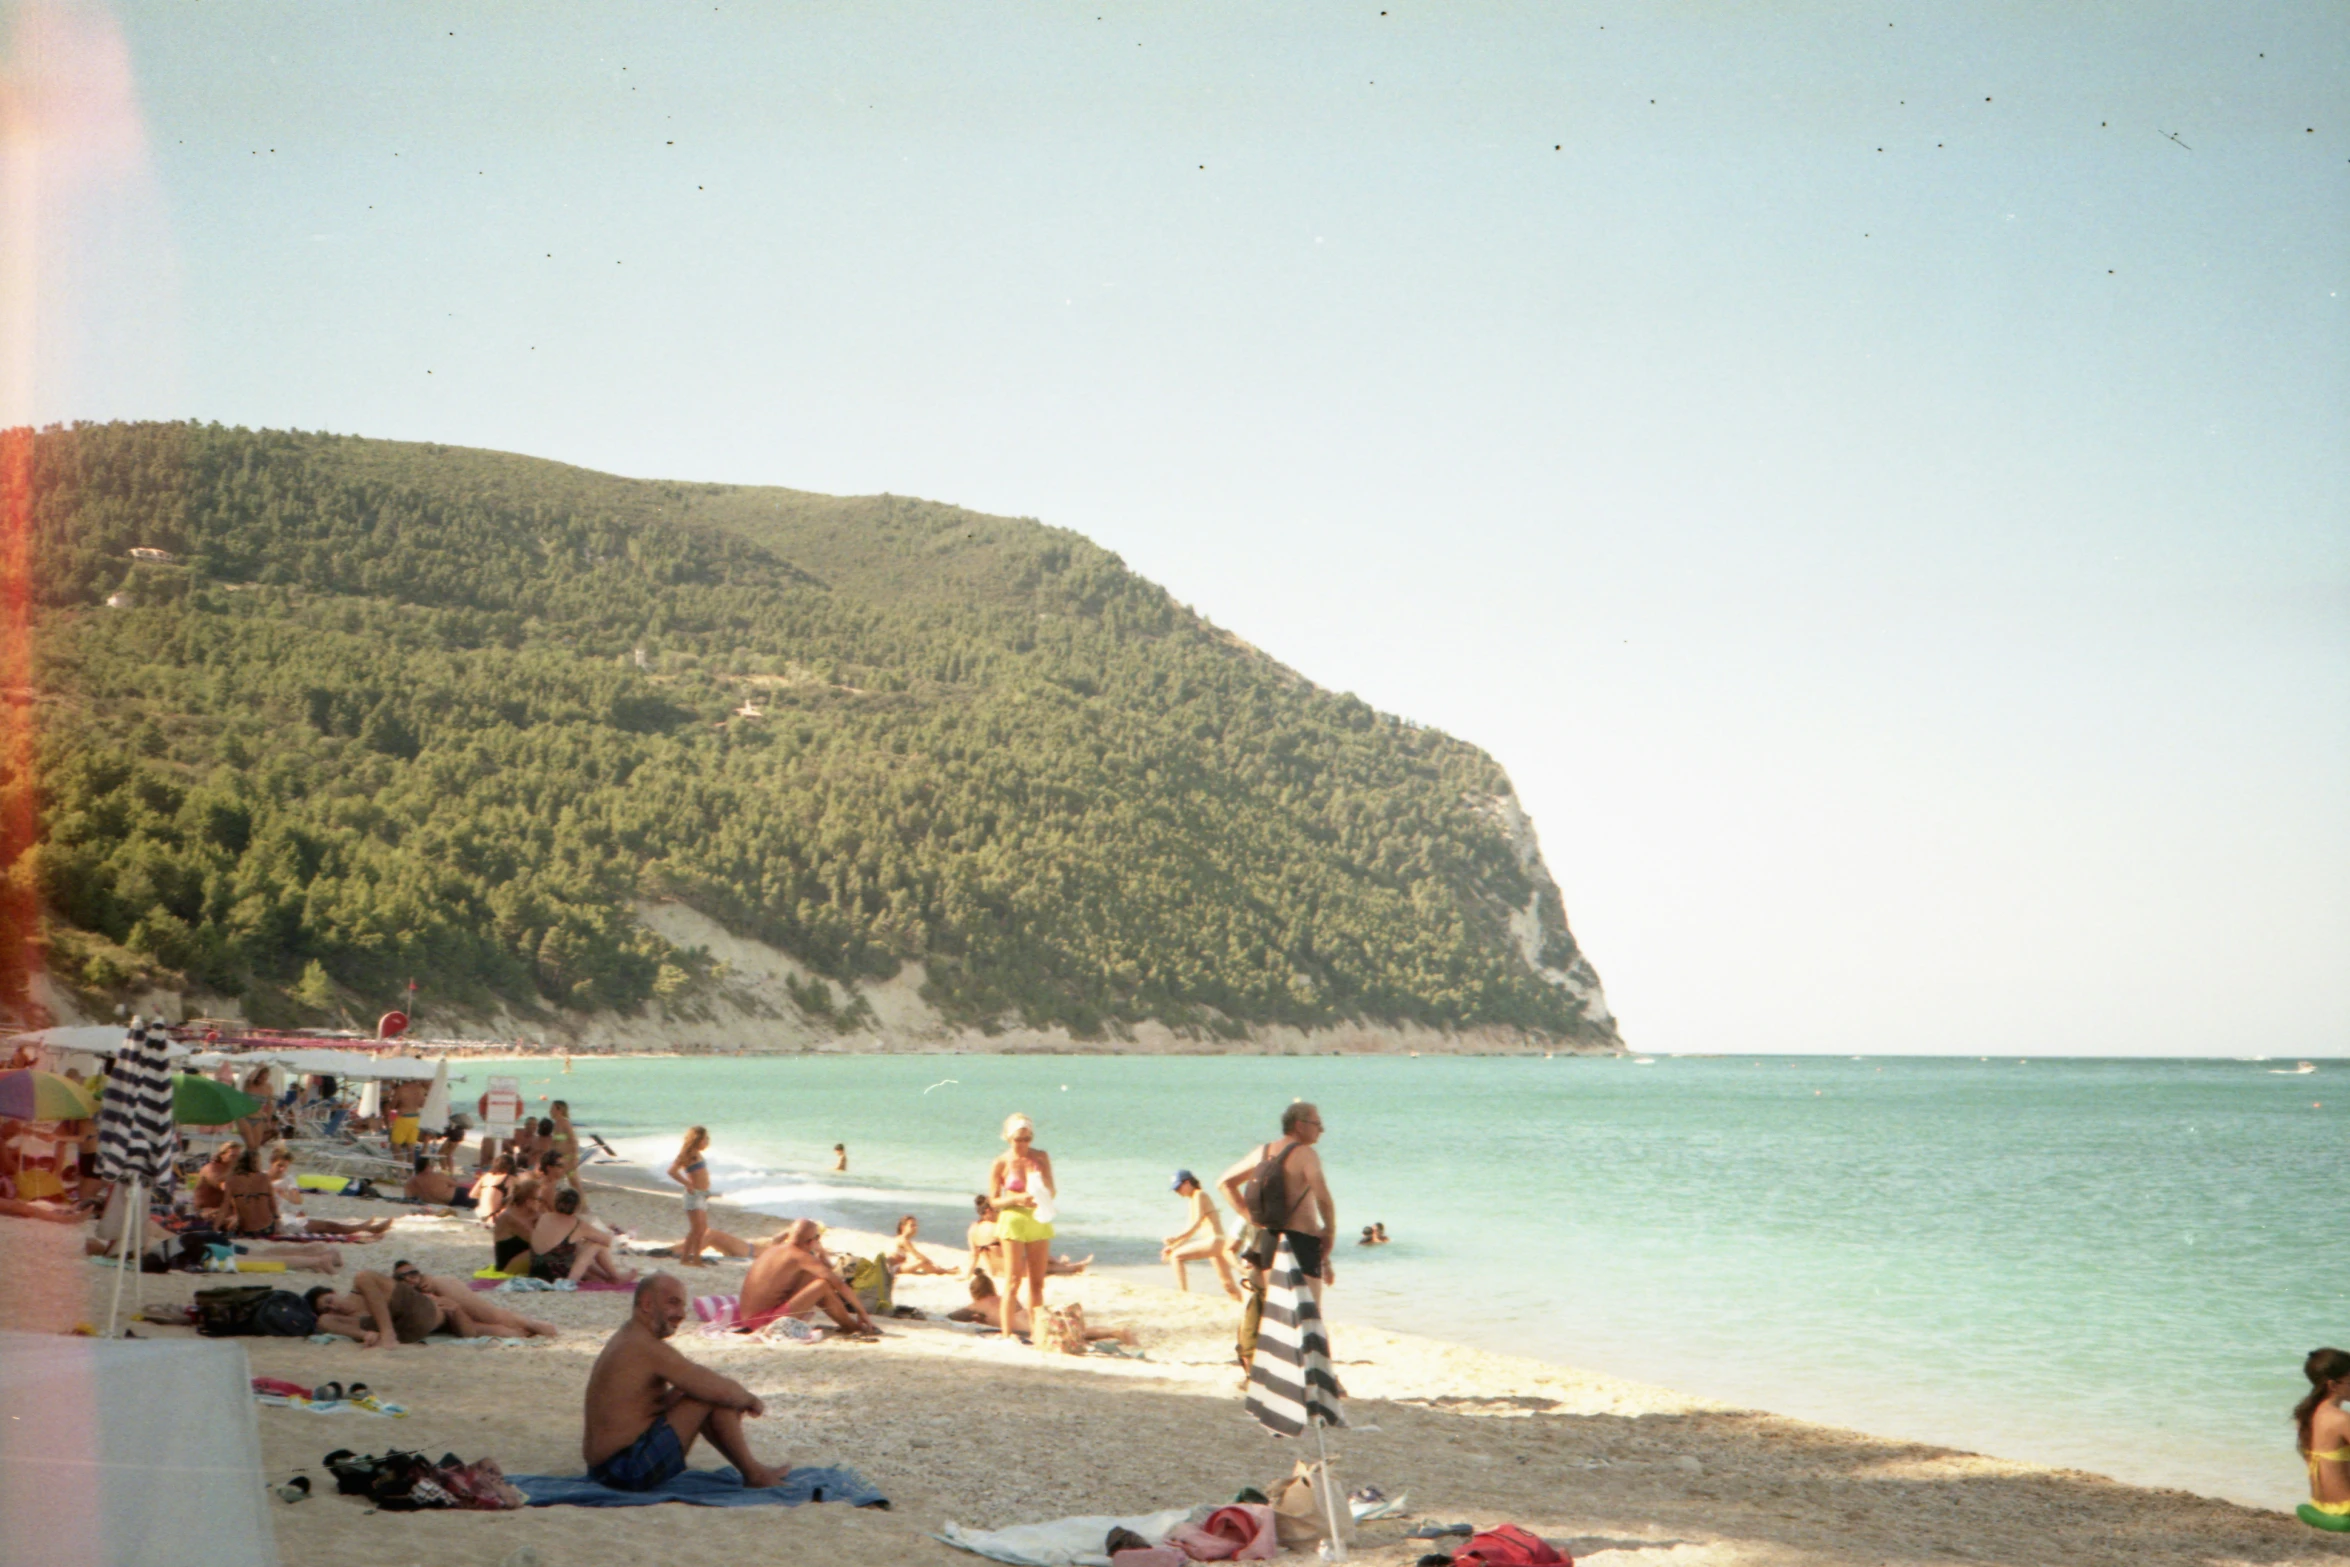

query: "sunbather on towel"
(584, 1273), (788, 1491)
(309, 1264), (559, 1346)
(403, 1153), (473, 1207)
(738, 1219), (877, 1336)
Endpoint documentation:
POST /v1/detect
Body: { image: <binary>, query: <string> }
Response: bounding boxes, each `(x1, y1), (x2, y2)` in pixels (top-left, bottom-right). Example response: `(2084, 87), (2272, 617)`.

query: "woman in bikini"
(473, 1153), (515, 1227)
(529, 1188), (635, 1284)
(221, 1148), (389, 1239)
(667, 1127), (747, 1259)
(888, 1214), (954, 1275)
(987, 1113), (1057, 1339)
(491, 1174), (543, 1275)
(2297, 1347), (2350, 1531)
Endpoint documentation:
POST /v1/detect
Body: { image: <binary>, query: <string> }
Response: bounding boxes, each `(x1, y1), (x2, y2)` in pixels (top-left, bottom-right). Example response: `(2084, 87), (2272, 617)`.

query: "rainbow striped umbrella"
(0, 1068), (98, 1121)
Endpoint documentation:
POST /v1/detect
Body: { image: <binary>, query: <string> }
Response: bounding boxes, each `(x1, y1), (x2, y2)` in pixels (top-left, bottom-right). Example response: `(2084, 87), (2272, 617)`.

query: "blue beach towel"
(510, 1464), (887, 1509)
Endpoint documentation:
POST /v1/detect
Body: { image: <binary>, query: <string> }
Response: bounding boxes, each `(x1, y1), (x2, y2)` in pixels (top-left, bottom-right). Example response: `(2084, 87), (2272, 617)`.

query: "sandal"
(312, 1381), (345, 1402)
(345, 1383), (370, 1400)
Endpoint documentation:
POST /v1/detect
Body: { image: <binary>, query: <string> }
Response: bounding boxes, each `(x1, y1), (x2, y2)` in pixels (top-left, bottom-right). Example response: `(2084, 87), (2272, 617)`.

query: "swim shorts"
(998, 1208), (1054, 1244)
(683, 1188), (709, 1213)
(589, 1417), (687, 1492)
(1279, 1229), (1327, 1280)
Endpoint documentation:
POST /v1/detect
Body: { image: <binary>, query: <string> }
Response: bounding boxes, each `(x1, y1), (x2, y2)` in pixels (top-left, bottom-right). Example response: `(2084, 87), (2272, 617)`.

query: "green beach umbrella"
(171, 1074), (263, 1126)
(0, 1068), (98, 1121)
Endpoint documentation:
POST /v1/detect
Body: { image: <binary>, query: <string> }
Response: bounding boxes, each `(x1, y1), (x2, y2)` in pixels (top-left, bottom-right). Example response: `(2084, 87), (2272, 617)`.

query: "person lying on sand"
(307, 1264), (558, 1346)
(739, 1218), (877, 1336)
(889, 1214), (954, 1275)
(0, 1194), (83, 1223)
(404, 1153), (473, 1207)
(583, 1273), (788, 1492)
(946, 1271), (1008, 1327)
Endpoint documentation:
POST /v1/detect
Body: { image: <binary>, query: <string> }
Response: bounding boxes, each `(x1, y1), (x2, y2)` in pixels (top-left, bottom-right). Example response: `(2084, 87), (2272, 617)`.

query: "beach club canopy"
(0, 1330), (280, 1567)
(183, 1047), (447, 1082)
(1246, 1233), (1346, 1437)
(95, 1018), (180, 1192)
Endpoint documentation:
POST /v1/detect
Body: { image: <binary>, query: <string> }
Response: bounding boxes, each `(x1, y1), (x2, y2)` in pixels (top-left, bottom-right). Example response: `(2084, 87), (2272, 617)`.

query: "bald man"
(582, 1272), (788, 1490)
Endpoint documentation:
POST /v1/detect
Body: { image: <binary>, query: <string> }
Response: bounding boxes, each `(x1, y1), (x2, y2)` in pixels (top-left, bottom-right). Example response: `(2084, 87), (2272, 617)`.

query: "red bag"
(1453, 1524), (1570, 1567)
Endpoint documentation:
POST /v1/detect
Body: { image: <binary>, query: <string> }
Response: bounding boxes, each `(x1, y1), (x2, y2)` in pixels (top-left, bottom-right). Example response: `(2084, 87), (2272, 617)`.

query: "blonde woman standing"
(987, 1113), (1057, 1337)
(668, 1126), (716, 1267)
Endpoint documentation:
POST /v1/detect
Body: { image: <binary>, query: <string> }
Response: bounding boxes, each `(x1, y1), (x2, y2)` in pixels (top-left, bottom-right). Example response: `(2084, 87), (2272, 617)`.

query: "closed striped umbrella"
(1244, 1233), (1345, 1437)
(95, 1017), (179, 1194)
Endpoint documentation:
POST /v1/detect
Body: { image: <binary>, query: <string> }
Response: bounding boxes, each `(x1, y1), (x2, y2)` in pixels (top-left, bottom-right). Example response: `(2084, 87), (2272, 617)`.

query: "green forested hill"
(8, 421), (1617, 1045)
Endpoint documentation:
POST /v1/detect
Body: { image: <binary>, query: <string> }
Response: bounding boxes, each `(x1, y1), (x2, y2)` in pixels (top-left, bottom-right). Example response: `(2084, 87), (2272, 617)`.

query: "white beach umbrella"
(416, 1058), (450, 1135)
(1244, 1233), (1349, 1555)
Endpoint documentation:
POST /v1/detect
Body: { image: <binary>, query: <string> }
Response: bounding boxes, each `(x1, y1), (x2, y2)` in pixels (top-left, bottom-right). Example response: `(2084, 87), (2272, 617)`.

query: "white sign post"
(483, 1074), (523, 1156)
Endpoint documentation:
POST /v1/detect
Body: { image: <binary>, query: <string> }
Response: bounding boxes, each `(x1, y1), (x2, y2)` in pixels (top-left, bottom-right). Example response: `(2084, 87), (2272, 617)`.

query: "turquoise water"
(507, 1052), (2343, 1510)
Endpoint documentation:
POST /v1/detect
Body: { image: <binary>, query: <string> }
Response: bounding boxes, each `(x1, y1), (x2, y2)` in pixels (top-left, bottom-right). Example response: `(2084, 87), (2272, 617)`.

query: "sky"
(3, 1), (2344, 1055)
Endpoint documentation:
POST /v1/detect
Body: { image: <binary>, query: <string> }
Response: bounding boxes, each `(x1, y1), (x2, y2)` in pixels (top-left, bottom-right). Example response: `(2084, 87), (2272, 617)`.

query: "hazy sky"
(6, 2), (2344, 1055)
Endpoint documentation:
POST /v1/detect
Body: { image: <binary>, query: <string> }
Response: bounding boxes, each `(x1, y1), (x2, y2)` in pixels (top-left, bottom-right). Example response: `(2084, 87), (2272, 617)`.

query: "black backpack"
(1241, 1140), (1303, 1230)
(194, 1285), (318, 1338)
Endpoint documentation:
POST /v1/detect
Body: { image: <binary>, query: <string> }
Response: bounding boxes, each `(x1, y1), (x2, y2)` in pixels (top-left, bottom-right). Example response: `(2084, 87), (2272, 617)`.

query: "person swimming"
(2296, 1347), (2350, 1530)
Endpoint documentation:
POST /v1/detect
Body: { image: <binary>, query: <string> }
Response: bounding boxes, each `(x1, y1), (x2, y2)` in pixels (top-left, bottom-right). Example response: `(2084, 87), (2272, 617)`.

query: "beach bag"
(1452, 1524), (1570, 1566)
(1240, 1140), (1301, 1232)
(1268, 1461), (1353, 1550)
(843, 1253), (893, 1314)
(194, 1284), (316, 1338)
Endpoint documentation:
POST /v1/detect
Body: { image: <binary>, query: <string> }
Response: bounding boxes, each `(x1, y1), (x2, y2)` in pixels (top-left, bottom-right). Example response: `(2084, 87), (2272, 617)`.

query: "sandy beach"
(46, 1162), (2345, 1567)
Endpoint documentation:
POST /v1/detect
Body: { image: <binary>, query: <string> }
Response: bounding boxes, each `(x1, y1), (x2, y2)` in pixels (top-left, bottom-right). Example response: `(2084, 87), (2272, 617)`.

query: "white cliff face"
(1485, 795), (1618, 1032)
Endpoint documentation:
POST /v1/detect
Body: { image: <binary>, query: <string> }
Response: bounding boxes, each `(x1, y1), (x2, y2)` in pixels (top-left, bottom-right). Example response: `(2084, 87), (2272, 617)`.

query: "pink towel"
(1166, 1505), (1277, 1561)
(691, 1293), (740, 1324)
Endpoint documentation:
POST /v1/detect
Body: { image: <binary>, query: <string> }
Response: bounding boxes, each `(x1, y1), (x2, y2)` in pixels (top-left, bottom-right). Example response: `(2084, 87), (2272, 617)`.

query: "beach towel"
(692, 1292), (740, 1325)
(938, 1505), (1201, 1566)
(467, 1276), (633, 1292)
(511, 1464), (886, 1509)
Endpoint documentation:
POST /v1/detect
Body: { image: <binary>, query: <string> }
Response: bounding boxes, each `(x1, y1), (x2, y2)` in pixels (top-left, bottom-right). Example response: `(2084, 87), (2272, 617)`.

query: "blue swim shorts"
(587, 1417), (687, 1492)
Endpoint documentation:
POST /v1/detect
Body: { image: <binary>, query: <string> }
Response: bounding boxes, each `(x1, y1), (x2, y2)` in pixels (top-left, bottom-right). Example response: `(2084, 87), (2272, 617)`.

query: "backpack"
(843, 1253), (893, 1314)
(194, 1285), (317, 1338)
(1241, 1140), (1303, 1230)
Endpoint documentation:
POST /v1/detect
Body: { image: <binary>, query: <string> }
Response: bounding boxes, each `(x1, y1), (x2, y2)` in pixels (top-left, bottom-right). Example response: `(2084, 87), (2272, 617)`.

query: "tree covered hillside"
(7, 422), (1616, 1045)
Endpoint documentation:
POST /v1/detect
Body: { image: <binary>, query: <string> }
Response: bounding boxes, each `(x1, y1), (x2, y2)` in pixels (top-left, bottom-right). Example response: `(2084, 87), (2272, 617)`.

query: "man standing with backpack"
(1217, 1101), (1335, 1303)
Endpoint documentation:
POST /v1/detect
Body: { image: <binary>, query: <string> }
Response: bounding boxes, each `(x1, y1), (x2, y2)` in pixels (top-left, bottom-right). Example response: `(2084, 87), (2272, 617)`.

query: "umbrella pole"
(103, 1175), (143, 1337)
(1314, 1416), (1347, 1561)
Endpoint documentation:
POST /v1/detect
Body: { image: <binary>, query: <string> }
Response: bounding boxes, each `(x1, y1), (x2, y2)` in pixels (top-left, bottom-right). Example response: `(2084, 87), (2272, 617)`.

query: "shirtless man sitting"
(307, 1263), (559, 1346)
(738, 1219), (877, 1335)
(583, 1273), (787, 1491)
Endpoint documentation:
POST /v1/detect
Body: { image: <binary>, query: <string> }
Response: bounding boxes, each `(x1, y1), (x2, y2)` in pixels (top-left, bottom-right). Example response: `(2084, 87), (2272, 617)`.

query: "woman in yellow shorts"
(2296, 1347), (2350, 1530)
(987, 1113), (1057, 1341)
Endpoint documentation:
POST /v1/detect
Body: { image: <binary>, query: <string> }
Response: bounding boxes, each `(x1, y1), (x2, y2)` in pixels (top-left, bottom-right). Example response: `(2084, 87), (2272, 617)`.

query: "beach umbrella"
(171, 1073), (262, 1127)
(416, 1057), (450, 1135)
(0, 1068), (97, 1121)
(96, 1018), (183, 1337)
(1244, 1234), (1350, 1555)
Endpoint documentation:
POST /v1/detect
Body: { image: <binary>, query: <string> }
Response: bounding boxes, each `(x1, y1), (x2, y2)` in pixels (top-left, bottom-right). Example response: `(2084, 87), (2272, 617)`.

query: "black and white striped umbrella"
(1245, 1233), (1346, 1436)
(95, 1017), (180, 1194)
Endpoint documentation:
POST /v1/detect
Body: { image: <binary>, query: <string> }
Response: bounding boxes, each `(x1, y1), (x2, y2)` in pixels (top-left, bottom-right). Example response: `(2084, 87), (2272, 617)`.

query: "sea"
(491, 1051), (2341, 1512)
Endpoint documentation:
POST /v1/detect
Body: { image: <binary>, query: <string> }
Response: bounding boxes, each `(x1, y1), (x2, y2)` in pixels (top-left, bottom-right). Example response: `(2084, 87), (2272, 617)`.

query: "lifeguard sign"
(483, 1075), (524, 1138)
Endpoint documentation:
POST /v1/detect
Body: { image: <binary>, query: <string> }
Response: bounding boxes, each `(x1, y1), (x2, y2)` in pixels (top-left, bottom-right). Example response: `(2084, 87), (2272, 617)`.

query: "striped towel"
(692, 1293), (740, 1326)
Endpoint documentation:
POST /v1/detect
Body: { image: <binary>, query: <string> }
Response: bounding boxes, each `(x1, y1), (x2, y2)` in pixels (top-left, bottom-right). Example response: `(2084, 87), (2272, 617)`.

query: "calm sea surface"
(502, 1052), (2342, 1510)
